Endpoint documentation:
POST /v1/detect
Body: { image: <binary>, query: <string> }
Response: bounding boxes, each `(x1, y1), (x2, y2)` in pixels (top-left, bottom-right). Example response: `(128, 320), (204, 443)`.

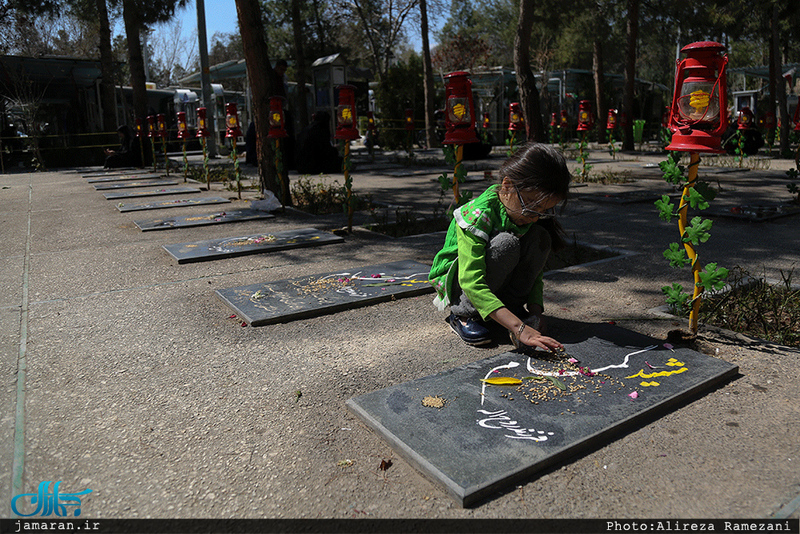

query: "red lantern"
(577, 100), (594, 132)
(267, 96), (287, 139)
(176, 112), (189, 140)
(550, 113), (557, 128)
(443, 71), (478, 145)
(405, 108), (414, 132)
(335, 85), (360, 141)
(147, 115), (156, 138)
(666, 41), (729, 153)
(606, 109), (618, 130)
(737, 107), (754, 130)
(793, 104), (800, 132)
(225, 102), (242, 139)
(560, 109), (569, 128)
(135, 118), (143, 138)
(196, 108), (210, 139)
(508, 102), (524, 132)
(763, 111), (775, 130)
(157, 113), (168, 138)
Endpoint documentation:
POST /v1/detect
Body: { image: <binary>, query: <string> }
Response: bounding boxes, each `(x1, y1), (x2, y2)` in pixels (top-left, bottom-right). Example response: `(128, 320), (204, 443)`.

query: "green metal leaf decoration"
(655, 195), (675, 222)
(697, 263), (729, 291)
(682, 216), (713, 245)
(663, 242), (690, 268)
(687, 188), (710, 210)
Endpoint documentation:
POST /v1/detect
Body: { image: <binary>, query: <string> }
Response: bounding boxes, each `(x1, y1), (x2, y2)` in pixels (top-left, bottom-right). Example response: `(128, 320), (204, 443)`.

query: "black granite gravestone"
(87, 173), (163, 183)
(116, 197), (230, 212)
(94, 180), (178, 190)
(706, 203), (800, 222)
(215, 259), (432, 326)
(103, 187), (201, 200)
(163, 227), (343, 264)
(134, 208), (274, 231)
(82, 169), (152, 178)
(347, 319), (738, 507)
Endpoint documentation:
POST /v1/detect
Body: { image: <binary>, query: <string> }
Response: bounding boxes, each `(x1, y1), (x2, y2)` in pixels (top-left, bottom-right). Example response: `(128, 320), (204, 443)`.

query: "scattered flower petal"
(628, 391), (639, 399)
(568, 357), (579, 364)
(371, 274), (381, 278)
(664, 343), (675, 352)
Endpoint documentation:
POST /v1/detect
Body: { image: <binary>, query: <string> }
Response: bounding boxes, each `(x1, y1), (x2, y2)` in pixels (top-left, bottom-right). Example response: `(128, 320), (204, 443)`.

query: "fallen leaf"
(378, 459), (393, 471)
(546, 376), (567, 390)
(480, 377), (523, 386)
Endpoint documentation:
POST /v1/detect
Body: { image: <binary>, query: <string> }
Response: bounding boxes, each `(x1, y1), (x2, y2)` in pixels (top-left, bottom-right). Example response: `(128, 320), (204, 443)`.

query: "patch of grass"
(366, 208), (450, 237)
(700, 266), (799, 347)
(573, 169), (635, 184)
(290, 175), (369, 215)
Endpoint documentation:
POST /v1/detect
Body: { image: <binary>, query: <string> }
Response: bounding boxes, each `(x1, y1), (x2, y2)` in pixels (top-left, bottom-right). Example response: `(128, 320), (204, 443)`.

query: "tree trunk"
(420, 0), (437, 148)
(234, 0), (283, 202)
(767, 23), (777, 148)
(290, 0), (309, 131)
(772, 2), (789, 154)
(622, 0), (639, 151)
(122, 0), (148, 124)
(593, 38), (606, 144)
(95, 0), (118, 132)
(514, 0), (545, 142)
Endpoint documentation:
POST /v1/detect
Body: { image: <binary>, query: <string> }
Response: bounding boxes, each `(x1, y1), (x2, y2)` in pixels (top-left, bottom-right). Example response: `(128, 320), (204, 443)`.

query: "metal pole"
(679, 152), (702, 333)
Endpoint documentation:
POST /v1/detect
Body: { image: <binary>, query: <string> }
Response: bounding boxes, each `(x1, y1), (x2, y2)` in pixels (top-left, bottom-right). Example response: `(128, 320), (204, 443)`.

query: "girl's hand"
(488, 306), (562, 352)
(517, 324), (562, 351)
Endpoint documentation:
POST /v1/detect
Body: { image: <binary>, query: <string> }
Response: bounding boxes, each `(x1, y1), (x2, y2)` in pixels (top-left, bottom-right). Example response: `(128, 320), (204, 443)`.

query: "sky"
(177, 0), (240, 45)
(174, 0), (430, 54)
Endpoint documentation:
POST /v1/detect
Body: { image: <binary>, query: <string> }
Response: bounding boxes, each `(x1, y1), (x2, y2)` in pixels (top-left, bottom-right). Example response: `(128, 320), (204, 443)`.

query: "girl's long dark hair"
(499, 142), (571, 251)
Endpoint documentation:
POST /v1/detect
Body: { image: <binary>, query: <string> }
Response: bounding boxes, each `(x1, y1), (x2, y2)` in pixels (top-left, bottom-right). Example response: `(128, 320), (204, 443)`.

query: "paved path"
(1, 147), (798, 520)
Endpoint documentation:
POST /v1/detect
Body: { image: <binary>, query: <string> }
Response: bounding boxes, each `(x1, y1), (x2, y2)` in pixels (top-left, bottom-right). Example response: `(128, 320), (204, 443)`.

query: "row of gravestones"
(75, 165), (738, 508)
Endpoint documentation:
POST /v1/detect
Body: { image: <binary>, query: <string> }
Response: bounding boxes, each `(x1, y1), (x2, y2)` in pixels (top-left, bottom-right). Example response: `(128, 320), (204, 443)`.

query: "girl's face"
(500, 177), (561, 225)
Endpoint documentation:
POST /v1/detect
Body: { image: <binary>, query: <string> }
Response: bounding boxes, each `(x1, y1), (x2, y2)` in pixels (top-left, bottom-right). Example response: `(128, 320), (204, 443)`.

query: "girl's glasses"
(514, 186), (556, 219)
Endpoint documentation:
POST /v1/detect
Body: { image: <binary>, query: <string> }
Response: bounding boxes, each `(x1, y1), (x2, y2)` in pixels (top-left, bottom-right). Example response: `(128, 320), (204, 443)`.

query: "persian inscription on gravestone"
(346, 319), (738, 507)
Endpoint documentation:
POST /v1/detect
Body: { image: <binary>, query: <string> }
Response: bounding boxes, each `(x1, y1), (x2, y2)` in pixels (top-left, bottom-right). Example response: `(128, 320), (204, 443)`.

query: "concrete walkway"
(1, 145), (798, 520)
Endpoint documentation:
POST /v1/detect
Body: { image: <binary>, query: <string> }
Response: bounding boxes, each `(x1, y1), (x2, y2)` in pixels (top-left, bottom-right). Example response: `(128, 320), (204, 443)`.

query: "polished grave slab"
(346, 319), (738, 507)
(116, 196), (230, 212)
(163, 227), (343, 264)
(87, 173), (163, 183)
(134, 208), (274, 231)
(94, 179), (178, 190)
(103, 187), (201, 200)
(82, 169), (152, 177)
(215, 259), (432, 326)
